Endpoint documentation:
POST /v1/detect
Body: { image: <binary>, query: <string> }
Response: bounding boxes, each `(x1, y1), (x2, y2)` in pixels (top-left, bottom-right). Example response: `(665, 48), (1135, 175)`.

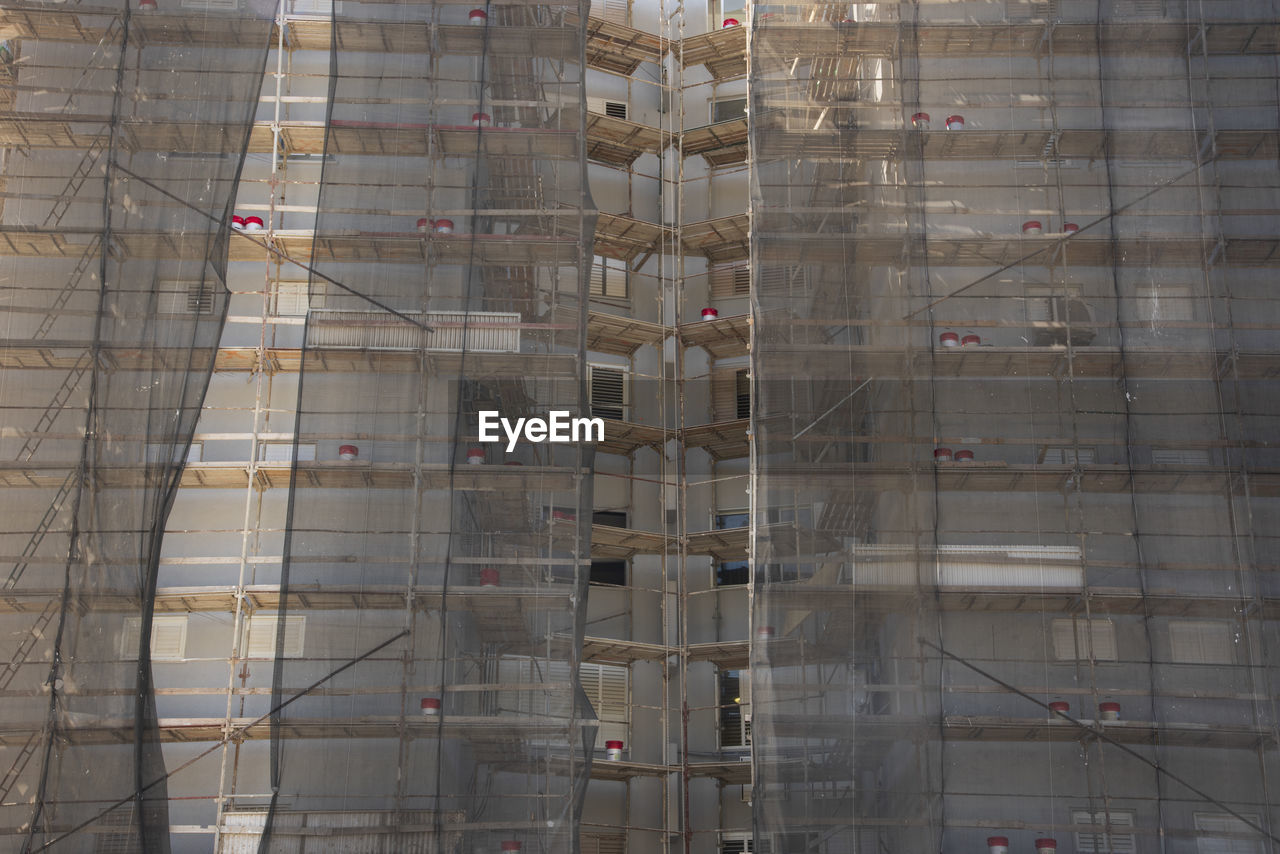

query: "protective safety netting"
(0, 0), (272, 849)
(749, 2), (1279, 853)
(253, 2), (597, 851)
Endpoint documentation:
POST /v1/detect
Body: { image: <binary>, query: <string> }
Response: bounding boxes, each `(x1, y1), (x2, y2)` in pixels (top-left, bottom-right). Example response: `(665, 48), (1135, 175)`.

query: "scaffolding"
(0, 0), (1277, 852)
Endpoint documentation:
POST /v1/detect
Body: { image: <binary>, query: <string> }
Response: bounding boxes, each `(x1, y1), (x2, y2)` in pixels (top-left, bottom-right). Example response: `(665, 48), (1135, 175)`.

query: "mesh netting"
(255, 3), (598, 851)
(749, 1), (1279, 852)
(0, 0), (273, 849)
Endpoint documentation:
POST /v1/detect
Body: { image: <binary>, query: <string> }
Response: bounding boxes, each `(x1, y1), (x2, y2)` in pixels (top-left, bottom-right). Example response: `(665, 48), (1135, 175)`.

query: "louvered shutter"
(120, 615), (188, 660)
(1169, 621), (1232, 665)
(582, 661), (629, 745)
(709, 265), (750, 298)
(1042, 447), (1096, 465)
(162, 280), (215, 315)
(245, 615), (306, 658)
(735, 369), (751, 419)
(590, 256), (628, 299)
(589, 365), (628, 420)
(1151, 448), (1210, 466)
(1051, 619), (1117, 661)
(1074, 810), (1136, 854)
(582, 832), (627, 854)
(711, 366), (746, 422)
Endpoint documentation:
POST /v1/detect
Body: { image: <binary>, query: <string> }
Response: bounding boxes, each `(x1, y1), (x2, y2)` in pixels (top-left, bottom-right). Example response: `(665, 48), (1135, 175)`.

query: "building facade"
(0, 0), (1278, 852)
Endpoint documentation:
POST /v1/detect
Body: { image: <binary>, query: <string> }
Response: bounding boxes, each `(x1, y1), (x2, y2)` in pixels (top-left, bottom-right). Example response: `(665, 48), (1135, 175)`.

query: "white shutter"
(120, 615), (188, 661)
(146, 442), (203, 463)
(1042, 446), (1096, 465)
(589, 365), (628, 420)
(582, 832), (627, 854)
(587, 97), (628, 120)
(1114, 0), (1166, 18)
(258, 441), (316, 462)
(1074, 810), (1136, 854)
(590, 256), (628, 299)
(289, 0), (342, 15)
(1134, 285), (1192, 323)
(1151, 448), (1210, 466)
(582, 661), (629, 746)
(1195, 814), (1264, 854)
(1052, 619), (1117, 661)
(721, 832), (753, 854)
(272, 281), (316, 317)
(245, 615), (306, 658)
(1169, 621), (1233, 665)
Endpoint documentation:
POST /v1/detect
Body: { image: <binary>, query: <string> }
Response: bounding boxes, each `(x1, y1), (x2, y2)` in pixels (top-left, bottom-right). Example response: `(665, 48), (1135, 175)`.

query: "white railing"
(307, 309), (521, 353)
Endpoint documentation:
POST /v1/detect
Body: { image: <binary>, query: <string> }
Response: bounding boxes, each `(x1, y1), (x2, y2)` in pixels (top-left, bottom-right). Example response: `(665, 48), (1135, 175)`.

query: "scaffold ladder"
(0, 732), (42, 801)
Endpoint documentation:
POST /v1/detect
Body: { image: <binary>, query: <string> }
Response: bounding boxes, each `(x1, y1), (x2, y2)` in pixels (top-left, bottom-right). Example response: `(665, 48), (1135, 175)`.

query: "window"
(121, 615), (188, 661)
(589, 255), (629, 299)
(1169, 620), (1233, 665)
(161, 280), (216, 315)
(719, 669), (750, 748)
(721, 833), (753, 854)
(590, 560), (628, 586)
(1073, 810), (1136, 854)
(1134, 284), (1193, 323)
(244, 614), (306, 658)
(1195, 814), (1265, 854)
(716, 560), (749, 586)
(582, 832), (627, 854)
(588, 365), (628, 420)
(716, 510), (748, 530)
(592, 510), (628, 528)
(709, 264), (750, 298)
(146, 442), (203, 464)
(257, 441), (316, 462)
(757, 265), (810, 296)
(587, 97), (628, 120)
(1052, 619), (1118, 662)
(711, 97), (748, 123)
(581, 661), (630, 746)
(735, 369), (750, 420)
(1151, 448), (1211, 466)
(709, 0), (745, 28)
(1041, 446), (1096, 465)
(271, 281), (316, 317)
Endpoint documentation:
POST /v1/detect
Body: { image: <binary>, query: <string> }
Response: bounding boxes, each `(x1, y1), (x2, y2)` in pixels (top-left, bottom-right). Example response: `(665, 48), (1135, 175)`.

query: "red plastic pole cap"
(469, 8), (486, 17)
(933, 447), (952, 459)
(1099, 702), (1121, 711)
(1063, 222), (1079, 232)
(945, 115), (964, 127)
(1022, 220), (1043, 232)
(501, 844), (522, 852)
(722, 17), (739, 26)
(605, 740), (624, 749)
(1035, 840), (1058, 850)
(420, 697), (440, 709)
(988, 838), (1010, 847)
(960, 334), (980, 346)
(1048, 701), (1069, 712)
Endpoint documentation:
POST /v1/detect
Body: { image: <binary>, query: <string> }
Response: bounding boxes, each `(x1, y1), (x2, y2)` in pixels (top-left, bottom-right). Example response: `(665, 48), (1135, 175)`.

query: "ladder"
(0, 733), (43, 802)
